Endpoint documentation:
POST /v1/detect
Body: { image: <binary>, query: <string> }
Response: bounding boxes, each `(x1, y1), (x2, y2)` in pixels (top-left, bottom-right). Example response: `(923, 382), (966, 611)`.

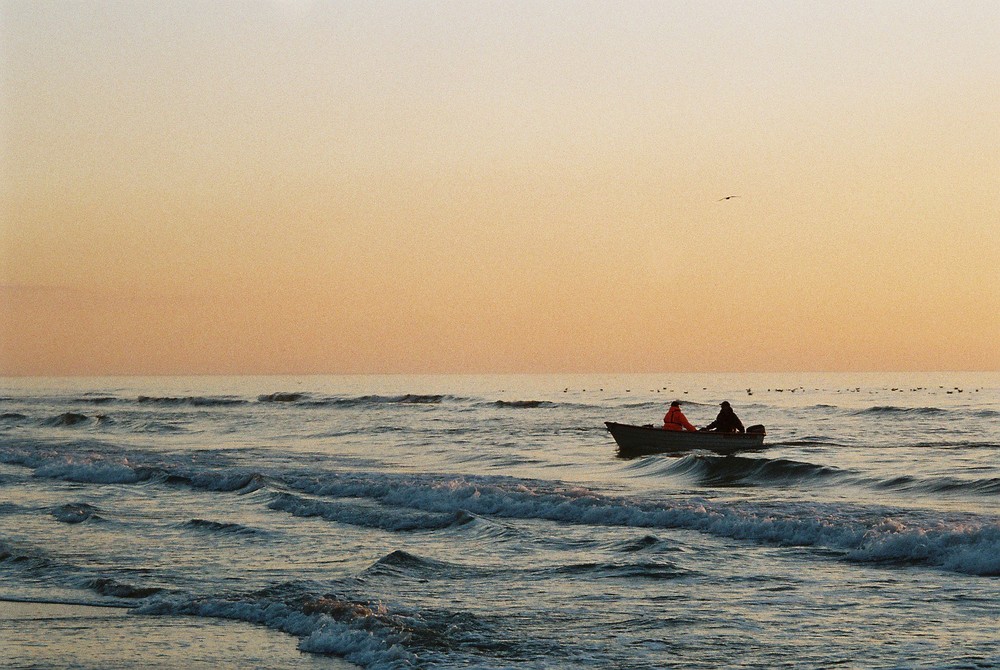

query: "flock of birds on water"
(554, 386), (981, 396)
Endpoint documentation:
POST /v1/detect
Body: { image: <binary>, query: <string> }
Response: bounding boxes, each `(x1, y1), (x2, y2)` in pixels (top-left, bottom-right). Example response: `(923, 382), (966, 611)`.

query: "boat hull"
(605, 421), (766, 457)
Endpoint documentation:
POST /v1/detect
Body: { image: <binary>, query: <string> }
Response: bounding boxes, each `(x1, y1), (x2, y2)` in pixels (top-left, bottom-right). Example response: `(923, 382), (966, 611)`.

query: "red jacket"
(663, 406), (698, 432)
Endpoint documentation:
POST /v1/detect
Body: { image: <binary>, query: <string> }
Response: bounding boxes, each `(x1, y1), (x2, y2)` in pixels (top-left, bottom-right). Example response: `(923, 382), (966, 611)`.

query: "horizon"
(3, 369), (996, 381)
(3, 2), (998, 376)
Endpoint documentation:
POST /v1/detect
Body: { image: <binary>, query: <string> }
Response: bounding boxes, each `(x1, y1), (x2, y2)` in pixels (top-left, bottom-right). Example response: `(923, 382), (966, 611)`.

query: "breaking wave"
(5, 441), (1000, 577)
(281, 472), (1000, 576)
(136, 591), (418, 668)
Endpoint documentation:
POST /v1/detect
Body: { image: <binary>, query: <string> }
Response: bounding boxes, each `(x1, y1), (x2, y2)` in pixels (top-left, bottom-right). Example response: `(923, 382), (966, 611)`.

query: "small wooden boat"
(605, 421), (766, 457)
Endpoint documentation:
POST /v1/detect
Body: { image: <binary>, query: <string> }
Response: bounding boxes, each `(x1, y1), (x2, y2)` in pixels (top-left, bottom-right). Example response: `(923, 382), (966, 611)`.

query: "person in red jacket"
(663, 400), (698, 431)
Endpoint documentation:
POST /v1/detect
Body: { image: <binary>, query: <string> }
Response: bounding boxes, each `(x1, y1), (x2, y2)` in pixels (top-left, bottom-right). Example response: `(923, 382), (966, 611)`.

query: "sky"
(1, 0), (998, 376)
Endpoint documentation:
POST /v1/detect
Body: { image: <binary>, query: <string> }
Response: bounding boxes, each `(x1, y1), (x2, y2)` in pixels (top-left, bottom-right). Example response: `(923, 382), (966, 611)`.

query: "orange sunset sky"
(2, 1), (998, 376)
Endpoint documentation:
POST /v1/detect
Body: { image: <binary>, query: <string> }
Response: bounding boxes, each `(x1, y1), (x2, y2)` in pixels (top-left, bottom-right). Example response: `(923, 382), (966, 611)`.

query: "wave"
(168, 471), (270, 493)
(136, 591), (418, 667)
(284, 472), (1000, 576)
(0, 540), (59, 573)
(1, 538), (169, 607)
(51, 502), (103, 524)
(857, 406), (948, 416)
(257, 392), (309, 403)
(84, 577), (162, 599)
(0, 502), (25, 515)
(613, 534), (682, 554)
(490, 400), (556, 409)
(34, 459), (160, 484)
(363, 548), (487, 581)
(267, 492), (469, 532)
(1, 442), (278, 495)
(43, 412), (94, 427)
(655, 454), (843, 488)
(123, 420), (188, 434)
(137, 395), (247, 407)
(3, 411), (184, 435)
(6, 439), (1000, 577)
(872, 475), (1000, 497)
(537, 560), (687, 581)
(772, 436), (849, 447)
(76, 395), (120, 404)
(134, 574), (536, 665)
(252, 393), (465, 409)
(6, 391), (470, 412)
(334, 394), (450, 406)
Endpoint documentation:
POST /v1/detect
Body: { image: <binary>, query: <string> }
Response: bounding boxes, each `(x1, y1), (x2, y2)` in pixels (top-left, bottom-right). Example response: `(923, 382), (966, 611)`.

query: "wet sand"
(0, 599), (359, 670)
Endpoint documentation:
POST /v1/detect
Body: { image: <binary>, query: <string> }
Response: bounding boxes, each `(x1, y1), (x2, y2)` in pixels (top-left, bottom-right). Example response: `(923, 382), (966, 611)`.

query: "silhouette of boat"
(605, 421), (766, 457)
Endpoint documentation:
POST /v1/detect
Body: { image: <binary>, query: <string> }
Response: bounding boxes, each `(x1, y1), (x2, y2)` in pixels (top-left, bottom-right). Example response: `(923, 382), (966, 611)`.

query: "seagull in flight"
(718, 195), (740, 201)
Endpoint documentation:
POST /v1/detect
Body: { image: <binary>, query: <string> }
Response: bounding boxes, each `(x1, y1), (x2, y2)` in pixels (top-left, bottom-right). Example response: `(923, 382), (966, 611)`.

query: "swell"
(32, 413), (183, 434)
(636, 452), (1000, 498)
(51, 502), (103, 524)
(137, 395), (247, 407)
(5, 440), (1000, 577)
(267, 492), (471, 532)
(0, 535), (415, 665)
(489, 400), (556, 409)
(280, 472), (1000, 576)
(280, 393), (456, 407)
(856, 405), (948, 416)
(642, 454), (843, 488)
(3, 390), (606, 415)
(138, 546), (668, 664)
(871, 474), (1000, 496)
(0, 539), (167, 601)
(182, 518), (265, 536)
(136, 588), (422, 667)
(0, 439), (262, 489)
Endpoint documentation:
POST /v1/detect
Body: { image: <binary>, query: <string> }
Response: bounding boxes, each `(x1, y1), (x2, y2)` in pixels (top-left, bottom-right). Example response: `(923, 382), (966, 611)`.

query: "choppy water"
(1, 373), (998, 669)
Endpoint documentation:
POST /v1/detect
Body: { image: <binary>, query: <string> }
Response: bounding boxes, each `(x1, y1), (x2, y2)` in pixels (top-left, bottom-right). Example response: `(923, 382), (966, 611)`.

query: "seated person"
(703, 401), (745, 433)
(663, 401), (698, 431)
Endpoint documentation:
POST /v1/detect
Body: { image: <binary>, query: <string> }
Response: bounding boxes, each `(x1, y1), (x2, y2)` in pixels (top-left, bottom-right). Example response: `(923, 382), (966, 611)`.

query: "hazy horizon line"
(2, 369), (997, 380)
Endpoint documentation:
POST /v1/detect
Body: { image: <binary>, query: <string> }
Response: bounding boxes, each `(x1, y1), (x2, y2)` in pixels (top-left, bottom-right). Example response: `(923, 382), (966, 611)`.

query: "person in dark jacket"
(703, 401), (745, 433)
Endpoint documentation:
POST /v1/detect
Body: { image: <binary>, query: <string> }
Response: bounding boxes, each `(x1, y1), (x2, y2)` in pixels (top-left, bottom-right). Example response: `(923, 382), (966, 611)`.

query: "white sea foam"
(5, 435), (1000, 575)
(268, 492), (467, 532)
(287, 473), (1000, 576)
(3, 374), (1000, 669)
(136, 596), (418, 668)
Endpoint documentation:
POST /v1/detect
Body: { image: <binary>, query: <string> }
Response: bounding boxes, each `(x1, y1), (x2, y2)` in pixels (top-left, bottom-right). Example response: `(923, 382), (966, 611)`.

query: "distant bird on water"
(718, 195), (740, 201)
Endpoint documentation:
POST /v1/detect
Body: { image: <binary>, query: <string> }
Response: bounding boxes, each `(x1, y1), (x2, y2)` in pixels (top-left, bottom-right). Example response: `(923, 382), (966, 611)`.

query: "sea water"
(1, 373), (998, 669)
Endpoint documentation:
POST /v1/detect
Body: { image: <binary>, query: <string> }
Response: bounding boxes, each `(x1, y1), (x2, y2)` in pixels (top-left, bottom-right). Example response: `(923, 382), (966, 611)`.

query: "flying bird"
(718, 195), (740, 201)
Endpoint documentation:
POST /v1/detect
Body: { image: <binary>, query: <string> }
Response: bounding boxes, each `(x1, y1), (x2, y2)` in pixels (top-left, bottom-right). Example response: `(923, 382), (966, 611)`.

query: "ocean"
(1, 372), (998, 669)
